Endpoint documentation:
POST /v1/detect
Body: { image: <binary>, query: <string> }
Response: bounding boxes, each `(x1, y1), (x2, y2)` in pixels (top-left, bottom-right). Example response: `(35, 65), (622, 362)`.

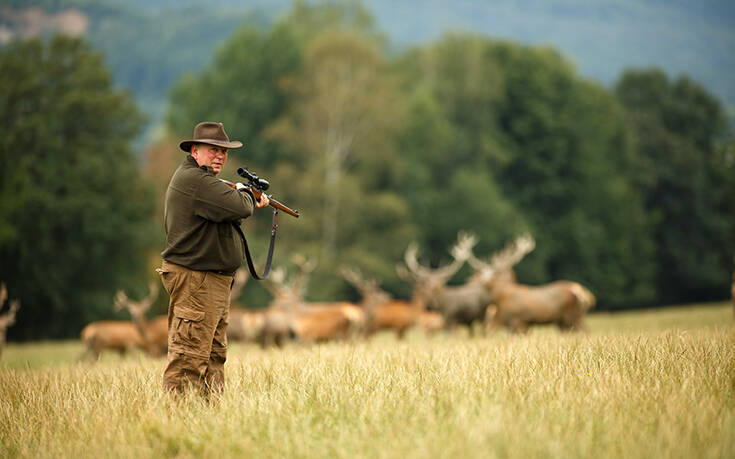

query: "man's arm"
(194, 174), (255, 222)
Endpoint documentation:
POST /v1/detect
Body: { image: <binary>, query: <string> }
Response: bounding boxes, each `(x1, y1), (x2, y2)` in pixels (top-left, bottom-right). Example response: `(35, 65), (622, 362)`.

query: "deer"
(113, 282), (167, 356)
(338, 233), (474, 339)
(79, 282), (164, 361)
(467, 235), (596, 333)
(0, 283), (20, 358)
(340, 266), (445, 338)
(262, 256), (363, 345)
(395, 232), (479, 337)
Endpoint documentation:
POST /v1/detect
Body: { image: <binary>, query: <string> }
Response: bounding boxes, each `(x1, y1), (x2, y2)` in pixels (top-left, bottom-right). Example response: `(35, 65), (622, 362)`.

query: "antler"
(291, 254), (316, 296)
(438, 231), (477, 277)
(399, 232), (477, 282)
(339, 266), (380, 294)
(402, 242), (430, 278)
(489, 234), (535, 272)
(1, 300), (20, 328)
(113, 282), (159, 319)
(339, 265), (392, 310)
(262, 267), (288, 297)
(263, 266), (305, 310)
(139, 282), (159, 311)
(113, 290), (129, 312)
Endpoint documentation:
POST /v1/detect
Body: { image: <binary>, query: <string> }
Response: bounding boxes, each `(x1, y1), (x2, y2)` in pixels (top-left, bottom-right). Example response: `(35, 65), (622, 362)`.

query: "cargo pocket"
(172, 307), (206, 348)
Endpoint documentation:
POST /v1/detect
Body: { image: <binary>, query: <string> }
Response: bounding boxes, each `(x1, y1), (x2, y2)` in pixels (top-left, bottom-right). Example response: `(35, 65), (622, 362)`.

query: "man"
(158, 121), (269, 397)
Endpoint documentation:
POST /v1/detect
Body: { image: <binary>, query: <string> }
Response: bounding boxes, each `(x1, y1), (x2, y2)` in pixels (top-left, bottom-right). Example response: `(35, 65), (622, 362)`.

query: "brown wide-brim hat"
(179, 121), (243, 152)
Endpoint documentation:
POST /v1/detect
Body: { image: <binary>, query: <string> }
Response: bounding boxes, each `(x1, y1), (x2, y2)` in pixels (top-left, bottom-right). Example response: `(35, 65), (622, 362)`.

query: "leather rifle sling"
(231, 209), (278, 280)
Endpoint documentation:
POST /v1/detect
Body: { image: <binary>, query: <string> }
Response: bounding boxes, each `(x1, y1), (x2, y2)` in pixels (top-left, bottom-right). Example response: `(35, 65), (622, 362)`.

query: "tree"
(0, 36), (156, 339)
(616, 69), (735, 303)
(393, 34), (656, 307)
(266, 29), (400, 260)
(166, 20), (303, 169)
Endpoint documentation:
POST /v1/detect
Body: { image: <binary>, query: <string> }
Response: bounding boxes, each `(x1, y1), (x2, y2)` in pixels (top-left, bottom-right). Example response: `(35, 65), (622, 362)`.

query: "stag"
(337, 234), (474, 339)
(0, 283), (20, 357)
(113, 282), (166, 356)
(341, 266), (444, 338)
(398, 232), (483, 335)
(261, 257), (363, 346)
(468, 235), (596, 333)
(79, 282), (163, 361)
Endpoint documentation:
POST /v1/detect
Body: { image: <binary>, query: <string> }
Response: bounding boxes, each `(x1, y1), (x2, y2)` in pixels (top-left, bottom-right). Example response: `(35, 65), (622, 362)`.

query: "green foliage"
(163, 3), (733, 309)
(616, 69), (735, 303)
(0, 36), (157, 339)
(391, 34), (656, 307)
(167, 21), (302, 168)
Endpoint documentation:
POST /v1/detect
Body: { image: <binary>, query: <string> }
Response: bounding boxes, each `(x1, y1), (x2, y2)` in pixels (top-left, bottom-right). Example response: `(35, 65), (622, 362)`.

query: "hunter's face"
(192, 143), (228, 175)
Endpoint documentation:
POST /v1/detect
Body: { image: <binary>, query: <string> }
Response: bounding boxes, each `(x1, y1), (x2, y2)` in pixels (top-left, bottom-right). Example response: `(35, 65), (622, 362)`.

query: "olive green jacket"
(161, 155), (254, 273)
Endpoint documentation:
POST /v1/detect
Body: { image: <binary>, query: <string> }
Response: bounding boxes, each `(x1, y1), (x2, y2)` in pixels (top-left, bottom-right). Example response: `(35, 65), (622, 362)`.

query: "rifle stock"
(219, 179), (300, 218)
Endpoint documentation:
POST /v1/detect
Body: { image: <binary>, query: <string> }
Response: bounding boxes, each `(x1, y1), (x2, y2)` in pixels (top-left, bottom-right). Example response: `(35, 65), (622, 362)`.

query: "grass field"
(1, 303), (734, 458)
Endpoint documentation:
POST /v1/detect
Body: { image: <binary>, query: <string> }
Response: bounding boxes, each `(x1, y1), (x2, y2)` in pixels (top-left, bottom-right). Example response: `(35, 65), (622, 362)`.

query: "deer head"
(114, 281), (160, 322)
(467, 234), (535, 284)
(397, 231), (477, 295)
(339, 266), (392, 311)
(263, 255), (316, 310)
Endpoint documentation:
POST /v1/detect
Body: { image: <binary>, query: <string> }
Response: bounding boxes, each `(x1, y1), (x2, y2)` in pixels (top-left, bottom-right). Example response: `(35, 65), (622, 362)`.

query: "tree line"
(1, 1), (733, 339)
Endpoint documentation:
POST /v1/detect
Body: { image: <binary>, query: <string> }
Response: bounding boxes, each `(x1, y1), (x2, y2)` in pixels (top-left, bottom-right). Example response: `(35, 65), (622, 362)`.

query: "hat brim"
(180, 139), (243, 152)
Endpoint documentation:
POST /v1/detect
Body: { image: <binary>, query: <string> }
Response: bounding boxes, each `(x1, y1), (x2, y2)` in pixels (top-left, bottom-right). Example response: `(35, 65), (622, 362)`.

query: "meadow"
(1, 303), (733, 458)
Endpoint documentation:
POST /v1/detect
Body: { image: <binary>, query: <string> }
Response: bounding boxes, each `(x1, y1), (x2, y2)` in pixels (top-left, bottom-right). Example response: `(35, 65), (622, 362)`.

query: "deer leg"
(77, 346), (94, 362)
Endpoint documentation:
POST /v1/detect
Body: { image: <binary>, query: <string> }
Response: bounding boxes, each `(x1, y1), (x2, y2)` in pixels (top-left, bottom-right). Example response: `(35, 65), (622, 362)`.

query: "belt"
(209, 269), (235, 277)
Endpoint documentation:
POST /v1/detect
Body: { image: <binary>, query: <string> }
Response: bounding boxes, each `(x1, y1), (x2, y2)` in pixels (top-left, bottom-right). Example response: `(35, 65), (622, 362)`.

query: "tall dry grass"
(1, 303), (733, 458)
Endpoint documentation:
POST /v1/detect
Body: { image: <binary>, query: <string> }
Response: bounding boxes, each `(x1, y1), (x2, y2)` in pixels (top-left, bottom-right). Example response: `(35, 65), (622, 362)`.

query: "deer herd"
(0, 233), (604, 361)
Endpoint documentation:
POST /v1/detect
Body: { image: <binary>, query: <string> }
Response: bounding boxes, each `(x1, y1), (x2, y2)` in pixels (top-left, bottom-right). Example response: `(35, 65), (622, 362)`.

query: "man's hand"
(236, 182), (269, 209)
(255, 193), (270, 209)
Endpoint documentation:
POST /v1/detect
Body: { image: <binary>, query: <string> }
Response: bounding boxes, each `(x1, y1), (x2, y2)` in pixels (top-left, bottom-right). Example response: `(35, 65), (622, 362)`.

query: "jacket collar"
(185, 154), (214, 175)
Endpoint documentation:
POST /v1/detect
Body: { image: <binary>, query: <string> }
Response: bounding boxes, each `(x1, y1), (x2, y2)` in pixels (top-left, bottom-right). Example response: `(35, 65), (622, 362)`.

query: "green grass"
(1, 303), (734, 458)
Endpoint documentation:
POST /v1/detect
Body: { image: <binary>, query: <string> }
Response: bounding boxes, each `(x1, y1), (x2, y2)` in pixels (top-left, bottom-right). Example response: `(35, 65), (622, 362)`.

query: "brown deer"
(341, 266), (445, 338)
(412, 232), (507, 336)
(391, 233), (477, 337)
(113, 282), (166, 356)
(468, 235), (596, 333)
(337, 234), (473, 339)
(0, 283), (20, 357)
(262, 257), (363, 345)
(79, 282), (163, 361)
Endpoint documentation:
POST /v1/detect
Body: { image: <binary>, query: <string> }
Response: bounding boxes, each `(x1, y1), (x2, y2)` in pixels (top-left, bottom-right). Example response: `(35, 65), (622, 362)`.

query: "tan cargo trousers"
(158, 260), (233, 397)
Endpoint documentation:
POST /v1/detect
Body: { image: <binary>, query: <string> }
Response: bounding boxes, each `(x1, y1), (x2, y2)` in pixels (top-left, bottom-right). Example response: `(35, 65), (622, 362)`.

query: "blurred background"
(1, 0), (734, 340)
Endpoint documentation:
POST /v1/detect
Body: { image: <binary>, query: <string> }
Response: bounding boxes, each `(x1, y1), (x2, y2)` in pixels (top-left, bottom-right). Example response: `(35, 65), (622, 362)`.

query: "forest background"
(1, 0), (734, 340)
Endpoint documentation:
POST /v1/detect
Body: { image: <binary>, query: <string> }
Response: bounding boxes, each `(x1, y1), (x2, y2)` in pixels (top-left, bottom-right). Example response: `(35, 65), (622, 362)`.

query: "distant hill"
(365, 0), (735, 114)
(2, 0), (733, 133)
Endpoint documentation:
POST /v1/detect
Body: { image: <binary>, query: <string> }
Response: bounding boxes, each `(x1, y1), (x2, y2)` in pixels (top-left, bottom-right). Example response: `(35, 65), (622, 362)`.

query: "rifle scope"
(237, 166), (270, 191)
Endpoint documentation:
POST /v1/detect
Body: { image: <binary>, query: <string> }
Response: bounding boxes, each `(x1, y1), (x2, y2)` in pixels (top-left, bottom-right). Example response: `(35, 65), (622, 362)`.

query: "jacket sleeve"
(193, 174), (254, 222)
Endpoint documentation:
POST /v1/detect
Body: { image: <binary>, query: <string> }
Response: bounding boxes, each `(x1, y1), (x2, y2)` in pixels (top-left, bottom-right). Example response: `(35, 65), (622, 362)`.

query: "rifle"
(219, 166), (299, 218)
(219, 166), (298, 281)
